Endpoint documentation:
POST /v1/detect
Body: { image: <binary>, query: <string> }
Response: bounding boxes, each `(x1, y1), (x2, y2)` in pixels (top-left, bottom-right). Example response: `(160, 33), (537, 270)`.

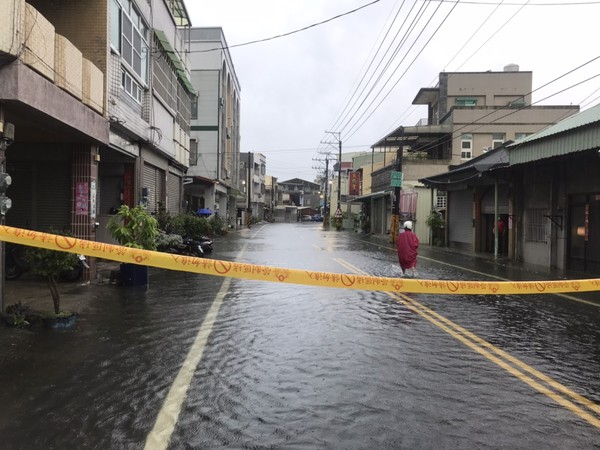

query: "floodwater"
(0, 223), (599, 449)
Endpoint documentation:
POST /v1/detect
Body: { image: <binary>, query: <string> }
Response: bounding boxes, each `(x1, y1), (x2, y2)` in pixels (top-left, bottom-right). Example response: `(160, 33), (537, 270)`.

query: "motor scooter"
(198, 236), (213, 254)
(4, 243), (88, 281)
(168, 237), (205, 258)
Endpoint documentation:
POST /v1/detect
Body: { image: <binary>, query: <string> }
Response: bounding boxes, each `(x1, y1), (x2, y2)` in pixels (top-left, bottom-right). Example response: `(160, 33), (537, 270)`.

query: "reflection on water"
(0, 225), (598, 449)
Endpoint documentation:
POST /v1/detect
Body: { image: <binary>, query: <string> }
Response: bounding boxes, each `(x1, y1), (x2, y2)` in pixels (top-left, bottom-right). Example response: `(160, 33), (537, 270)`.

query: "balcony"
(0, 0), (107, 144)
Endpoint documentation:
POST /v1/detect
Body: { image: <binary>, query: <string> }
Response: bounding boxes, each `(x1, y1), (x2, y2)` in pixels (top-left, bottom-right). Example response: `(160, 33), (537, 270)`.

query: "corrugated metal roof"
(507, 103), (600, 165)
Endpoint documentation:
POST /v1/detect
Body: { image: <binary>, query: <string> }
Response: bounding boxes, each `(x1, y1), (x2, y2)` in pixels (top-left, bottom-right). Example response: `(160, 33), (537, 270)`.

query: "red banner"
(349, 171), (361, 195)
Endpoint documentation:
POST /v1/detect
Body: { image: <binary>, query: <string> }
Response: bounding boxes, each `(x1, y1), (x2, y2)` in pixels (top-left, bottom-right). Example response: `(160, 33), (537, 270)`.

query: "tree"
(26, 246), (79, 315)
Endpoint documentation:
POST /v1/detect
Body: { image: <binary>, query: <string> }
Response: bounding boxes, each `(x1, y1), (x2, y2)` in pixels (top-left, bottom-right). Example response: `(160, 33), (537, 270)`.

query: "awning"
(419, 146), (509, 188)
(352, 191), (390, 202)
(154, 30), (196, 95)
(228, 187), (245, 198)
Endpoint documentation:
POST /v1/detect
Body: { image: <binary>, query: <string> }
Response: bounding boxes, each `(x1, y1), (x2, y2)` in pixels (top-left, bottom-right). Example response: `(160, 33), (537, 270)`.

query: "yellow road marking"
(144, 243), (247, 449)
(334, 257), (600, 429)
(352, 237), (600, 307)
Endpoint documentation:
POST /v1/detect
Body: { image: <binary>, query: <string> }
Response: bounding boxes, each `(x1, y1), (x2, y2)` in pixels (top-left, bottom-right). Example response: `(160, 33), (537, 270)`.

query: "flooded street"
(1, 223), (599, 449)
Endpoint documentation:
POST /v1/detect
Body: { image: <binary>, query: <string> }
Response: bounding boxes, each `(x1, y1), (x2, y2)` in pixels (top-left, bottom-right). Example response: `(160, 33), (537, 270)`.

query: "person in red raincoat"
(397, 220), (419, 277)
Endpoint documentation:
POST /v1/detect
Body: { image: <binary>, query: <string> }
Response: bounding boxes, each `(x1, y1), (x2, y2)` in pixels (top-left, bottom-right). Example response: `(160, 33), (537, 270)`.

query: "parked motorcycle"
(5, 242), (28, 280)
(158, 236), (204, 258)
(4, 243), (88, 281)
(198, 236), (213, 255)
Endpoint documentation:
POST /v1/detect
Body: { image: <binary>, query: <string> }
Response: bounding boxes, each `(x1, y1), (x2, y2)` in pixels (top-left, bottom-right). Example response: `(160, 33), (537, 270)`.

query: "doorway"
(568, 193), (600, 274)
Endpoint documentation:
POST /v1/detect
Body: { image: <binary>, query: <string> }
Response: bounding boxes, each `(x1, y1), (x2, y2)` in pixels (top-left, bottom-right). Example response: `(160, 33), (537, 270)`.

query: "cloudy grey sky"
(185, 0), (600, 182)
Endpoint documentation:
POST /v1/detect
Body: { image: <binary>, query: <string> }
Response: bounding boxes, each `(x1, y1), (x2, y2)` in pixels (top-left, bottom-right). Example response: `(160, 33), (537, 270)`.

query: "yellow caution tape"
(1, 225), (599, 295)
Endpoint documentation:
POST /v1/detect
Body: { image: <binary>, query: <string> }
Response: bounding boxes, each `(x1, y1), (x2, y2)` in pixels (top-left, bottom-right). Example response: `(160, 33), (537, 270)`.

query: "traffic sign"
(334, 208), (342, 218)
(390, 171), (403, 187)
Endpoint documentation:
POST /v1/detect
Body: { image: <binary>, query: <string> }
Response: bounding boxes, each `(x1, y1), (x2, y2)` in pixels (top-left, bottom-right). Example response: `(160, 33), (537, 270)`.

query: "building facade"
(185, 27), (242, 226)
(364, 66), (579, 242)
(238, 152), (266, 223)
(0, 0), (193, 276)
(422, 103), (600, 276)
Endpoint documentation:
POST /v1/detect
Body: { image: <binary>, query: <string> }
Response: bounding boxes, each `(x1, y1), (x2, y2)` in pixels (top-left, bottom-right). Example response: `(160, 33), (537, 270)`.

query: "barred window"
(436, 191), (447, 209)
(525, 208), (547, 243)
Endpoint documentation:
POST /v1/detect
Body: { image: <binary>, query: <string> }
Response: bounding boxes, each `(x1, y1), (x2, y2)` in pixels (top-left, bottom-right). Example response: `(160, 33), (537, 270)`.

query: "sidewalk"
(1, 258), (120, 315)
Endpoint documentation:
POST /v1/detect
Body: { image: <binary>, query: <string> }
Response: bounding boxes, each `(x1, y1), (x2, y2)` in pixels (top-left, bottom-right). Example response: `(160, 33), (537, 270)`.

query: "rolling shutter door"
(481, 184), (509, 214)
(143, 164), (164, 213)
(167, 173), (181, 215)
(448, 190), (472, 245)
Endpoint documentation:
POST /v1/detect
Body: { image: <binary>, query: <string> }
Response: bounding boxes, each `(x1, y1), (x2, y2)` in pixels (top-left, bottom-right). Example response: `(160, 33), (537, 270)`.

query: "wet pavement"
(0, 223), (599, 449)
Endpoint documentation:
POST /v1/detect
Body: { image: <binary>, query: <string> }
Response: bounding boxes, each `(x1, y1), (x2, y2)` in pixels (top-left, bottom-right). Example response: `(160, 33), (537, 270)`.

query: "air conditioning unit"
(225, 127), (231, 139)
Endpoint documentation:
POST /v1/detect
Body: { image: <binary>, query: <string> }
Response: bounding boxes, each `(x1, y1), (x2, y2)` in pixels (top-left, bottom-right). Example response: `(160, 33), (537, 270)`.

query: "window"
(492, 133), (505, 149)
(261, 164), (266, 175)
(461, 133), (472, 160)
(122, 70), (142, 103)
(191, 95), (198, 120)
(525, 208), (547, 243)
(456, 97), (477, 107)
(111, 0), (149, 84)
(436, 191), (447, 209)
(515, 133), (530, 141)
(189, 139), (198, 166)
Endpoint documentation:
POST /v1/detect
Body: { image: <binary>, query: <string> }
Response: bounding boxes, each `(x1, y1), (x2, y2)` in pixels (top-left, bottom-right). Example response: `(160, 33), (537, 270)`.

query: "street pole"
(246, 152), (252, 228)
(337, 138), (342, 209)
(323, 157), (329, 227)
(389, 128), (404, 244)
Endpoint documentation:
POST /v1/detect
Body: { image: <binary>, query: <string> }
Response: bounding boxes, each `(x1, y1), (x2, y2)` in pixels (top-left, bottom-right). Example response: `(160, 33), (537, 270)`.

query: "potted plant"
(25, 244), (80, 329)
(107, 204), (158, 286)
(426, 211), (445, 246)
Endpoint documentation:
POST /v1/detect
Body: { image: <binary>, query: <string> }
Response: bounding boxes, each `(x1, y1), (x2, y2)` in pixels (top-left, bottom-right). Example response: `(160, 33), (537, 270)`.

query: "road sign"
(390, 171), (403, 187)
(334, 208), (342, 218)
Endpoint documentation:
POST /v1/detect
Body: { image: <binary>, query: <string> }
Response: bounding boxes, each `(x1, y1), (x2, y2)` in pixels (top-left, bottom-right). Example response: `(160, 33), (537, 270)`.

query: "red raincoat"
(397, 229), (419, 270)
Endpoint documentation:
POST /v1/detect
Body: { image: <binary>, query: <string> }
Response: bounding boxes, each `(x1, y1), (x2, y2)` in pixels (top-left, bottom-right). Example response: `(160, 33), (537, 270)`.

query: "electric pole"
(389, 127), (404, 244)
(323, 157), (329, 227)
(323, 131), (341, 217)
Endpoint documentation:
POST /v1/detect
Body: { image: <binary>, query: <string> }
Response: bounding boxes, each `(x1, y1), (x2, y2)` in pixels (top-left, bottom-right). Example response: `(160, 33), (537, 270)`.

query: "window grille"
(525, 208), (547, 243)
(436, 192), (447, 209)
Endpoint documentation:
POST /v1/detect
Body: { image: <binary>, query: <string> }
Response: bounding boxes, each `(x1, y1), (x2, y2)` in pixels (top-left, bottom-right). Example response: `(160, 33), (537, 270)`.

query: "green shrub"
(107, 205), (158, 250)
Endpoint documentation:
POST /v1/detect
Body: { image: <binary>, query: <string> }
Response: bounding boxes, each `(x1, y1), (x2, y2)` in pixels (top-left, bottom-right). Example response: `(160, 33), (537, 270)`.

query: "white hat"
(404, 220), (413, 230)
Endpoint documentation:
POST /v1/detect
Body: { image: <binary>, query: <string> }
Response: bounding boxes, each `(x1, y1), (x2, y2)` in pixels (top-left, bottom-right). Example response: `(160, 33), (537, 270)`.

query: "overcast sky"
(185, 0), (600, 182)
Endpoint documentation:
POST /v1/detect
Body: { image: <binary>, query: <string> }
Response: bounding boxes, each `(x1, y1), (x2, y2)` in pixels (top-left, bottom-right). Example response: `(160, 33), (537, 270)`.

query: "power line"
(188, 0), (382, 54)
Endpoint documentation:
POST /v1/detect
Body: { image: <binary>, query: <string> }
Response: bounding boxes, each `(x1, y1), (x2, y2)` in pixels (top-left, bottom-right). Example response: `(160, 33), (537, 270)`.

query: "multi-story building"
(238, 152), (266, 223)
(185, 27), (242, 226)
(0, 0), (193, 271)
(359, 65), (579, 242)
(264, 175), (278, 222)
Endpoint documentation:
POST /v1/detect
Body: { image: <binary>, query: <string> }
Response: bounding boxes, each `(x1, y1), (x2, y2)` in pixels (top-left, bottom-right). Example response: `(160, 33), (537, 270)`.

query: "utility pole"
(389, 128), (404, 244)
(323, 157), (329, 227)
(323, 131), (341, 215)
(246, 152), (252, 228)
